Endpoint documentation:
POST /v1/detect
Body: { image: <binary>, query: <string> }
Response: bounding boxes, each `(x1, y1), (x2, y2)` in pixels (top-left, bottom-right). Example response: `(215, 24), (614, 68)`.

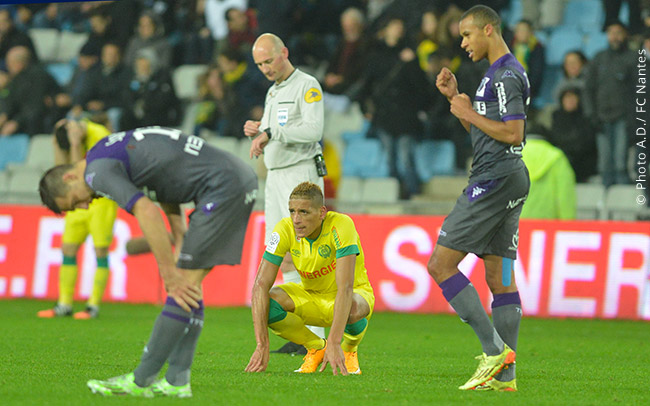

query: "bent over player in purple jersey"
(39, 126), (258, 397)
(427, 5), (530, 392)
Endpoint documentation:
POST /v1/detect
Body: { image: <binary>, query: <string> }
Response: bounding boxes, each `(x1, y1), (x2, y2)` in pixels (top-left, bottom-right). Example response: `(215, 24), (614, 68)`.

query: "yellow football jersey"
(263, 211), (373, 295)
(62, 120), (117, 246)
(84, 120), (111, 150)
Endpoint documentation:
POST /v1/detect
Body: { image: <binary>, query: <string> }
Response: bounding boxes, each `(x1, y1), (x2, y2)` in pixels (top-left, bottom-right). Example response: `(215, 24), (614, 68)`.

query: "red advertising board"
(1, 205), (649, 320)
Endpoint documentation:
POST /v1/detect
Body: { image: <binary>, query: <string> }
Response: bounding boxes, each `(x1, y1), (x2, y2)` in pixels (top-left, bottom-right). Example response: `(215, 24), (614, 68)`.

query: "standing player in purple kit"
(427, 5), (530, 392)
(38, 126), (258, 398)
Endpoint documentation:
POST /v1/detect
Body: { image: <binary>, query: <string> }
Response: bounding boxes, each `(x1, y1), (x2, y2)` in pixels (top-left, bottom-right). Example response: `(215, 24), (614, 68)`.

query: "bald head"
(252, 33), (294, 83)
(253, 33), (285, 55)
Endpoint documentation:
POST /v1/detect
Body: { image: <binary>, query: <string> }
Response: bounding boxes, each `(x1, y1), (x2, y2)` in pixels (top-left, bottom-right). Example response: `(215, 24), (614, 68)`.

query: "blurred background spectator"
(553, 50), (588, 102)
(549, 87), (598, 183)
(359, 17), (435, 198)
(225, 7), (258, 55)
(76, 42), (131, 132)
(322, 7), (368, 112)
(584, 20), (637, 187)
(0, 8), (37, 69)
(123, 11), (172, 70)
(122, 48), (180, 129)
(0, 46), (58, 136)
(511, 19), (545, 99)
(213, 46), (265, 137)
(204, 0), (246, 57)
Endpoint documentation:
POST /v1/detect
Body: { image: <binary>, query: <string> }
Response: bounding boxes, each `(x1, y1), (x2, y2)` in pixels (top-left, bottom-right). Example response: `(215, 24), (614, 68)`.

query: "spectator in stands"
(0, 69), (9, 113)
(252, 0), (295, 42)
(604, 0), (644, 34)
(424, 48), (472, 171)
(520, 131), (577, 220)
(584, 20), (637, 187)
(360, 17), (436, 198)
(511, 19), (545, 99)
(322, 7), (368, 110)
(225, 7), (257, 55)
(82, 9), (113, 53)
(123, 11), (172, 71)
(81, 2), (136, 54)
(32, 3), (65, 30)
(550, 87), (598, 182)
(436, 5), (465, 65)
(214, 46), (265, 137)
(122, 48), (180, 129)
(65, 42), (102, 119)
(521, 0), (567, 29)
(13, 4), (41, 32)
(415, 8), (441, 72)
(170, 0), (213, 65)
(193, 62), (224, 134)
(76, 42), (132, 132)
(204, 0), (246, 56)
(0, 8), (37, 68)
(194, 47), (265, 138)
(94, 0), (139, 48)
(0, 45), (59, 136)
(284, 1), (342, 68)
(553, 50), (588, 103)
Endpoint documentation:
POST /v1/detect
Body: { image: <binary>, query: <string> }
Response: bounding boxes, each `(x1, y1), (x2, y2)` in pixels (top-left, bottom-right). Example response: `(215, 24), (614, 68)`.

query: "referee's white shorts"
(264, 159), (324, 244)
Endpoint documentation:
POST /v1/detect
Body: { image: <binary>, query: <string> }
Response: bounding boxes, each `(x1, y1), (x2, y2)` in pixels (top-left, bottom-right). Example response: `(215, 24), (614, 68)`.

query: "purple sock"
(491, 292), (521, 308)
(438, 272), (471, 302)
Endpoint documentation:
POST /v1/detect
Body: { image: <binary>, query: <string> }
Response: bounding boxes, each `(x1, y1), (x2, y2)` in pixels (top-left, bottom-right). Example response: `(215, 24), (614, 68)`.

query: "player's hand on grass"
(245, 344), (269, 372)
(166, 276), (201, 312)
(319, 345), (348, 376)
(436, 67), (459, 100)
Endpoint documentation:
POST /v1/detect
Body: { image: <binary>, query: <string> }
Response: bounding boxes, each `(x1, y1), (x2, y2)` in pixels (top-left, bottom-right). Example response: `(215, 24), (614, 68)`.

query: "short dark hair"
(290, 182), (324, 208)
(219, 47), (244, 64)
(562, 50), (587, 76)
(54, 120), (70, 151)
(39, 164), (74, 214)
(461, 5), (502, 34)
(605, 19), (627, 32)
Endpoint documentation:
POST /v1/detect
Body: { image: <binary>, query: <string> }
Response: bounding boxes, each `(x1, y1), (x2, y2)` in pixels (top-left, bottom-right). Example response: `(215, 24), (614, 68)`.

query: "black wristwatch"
(264, 127), (272, 139)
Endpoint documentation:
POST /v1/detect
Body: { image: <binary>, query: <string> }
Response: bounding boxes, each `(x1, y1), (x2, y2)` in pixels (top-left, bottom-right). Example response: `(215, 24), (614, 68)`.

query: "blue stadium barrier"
(46, 62), (75, 87)
(502, 0), (523, 29)
(342, 138), (390, 178)
(0, 134), (30, 171)
(341, 119), (371, 143)
(562, 0), (605, 32)
(414, 140), (456, 182)
(546, 26), (583, 65)
(534, 65), (563, 108)
(582, 29), (609, 59)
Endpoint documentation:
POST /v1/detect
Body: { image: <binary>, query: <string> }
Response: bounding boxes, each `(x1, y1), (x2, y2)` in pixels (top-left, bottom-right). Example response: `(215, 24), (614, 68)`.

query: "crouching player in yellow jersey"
(246, 182), (374, 375)
(37, 118), (117, 319)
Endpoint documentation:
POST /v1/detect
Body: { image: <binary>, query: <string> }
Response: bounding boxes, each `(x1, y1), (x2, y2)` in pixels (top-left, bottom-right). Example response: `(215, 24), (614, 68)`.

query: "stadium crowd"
(0, 0), (649, 210)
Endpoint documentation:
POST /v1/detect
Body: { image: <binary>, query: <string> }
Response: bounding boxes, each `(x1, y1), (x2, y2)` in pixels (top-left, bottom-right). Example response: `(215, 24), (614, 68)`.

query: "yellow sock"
(269, 311), (325, 350)
(58, 256), (77, 307)
(88, 257), (109, 307)
(341, 319), (369, 352)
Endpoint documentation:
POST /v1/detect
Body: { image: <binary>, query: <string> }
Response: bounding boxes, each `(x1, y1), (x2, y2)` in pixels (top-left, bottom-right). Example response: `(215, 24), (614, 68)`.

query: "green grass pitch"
(1, 299), (648, 405)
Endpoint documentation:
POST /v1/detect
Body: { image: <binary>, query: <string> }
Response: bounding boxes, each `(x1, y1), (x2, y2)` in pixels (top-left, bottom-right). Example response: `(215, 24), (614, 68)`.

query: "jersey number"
(132, 127), (204, 156)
